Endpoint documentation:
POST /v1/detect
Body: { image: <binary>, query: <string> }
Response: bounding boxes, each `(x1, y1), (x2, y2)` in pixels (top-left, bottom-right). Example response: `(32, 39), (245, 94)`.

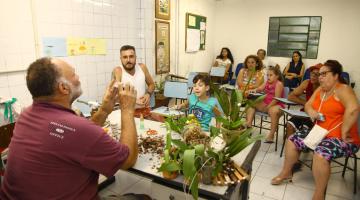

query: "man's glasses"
(319, 70), (332, 77)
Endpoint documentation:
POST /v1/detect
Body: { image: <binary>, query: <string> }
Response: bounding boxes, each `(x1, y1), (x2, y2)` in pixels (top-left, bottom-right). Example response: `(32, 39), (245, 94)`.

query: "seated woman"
(286, 63), (322, 138)
(236, 55), (264, 90)
(283, 51), (305, 90)
(271, 60), (360, 200)
(246, 67), (284, 142)
(212, 47), (234, 82)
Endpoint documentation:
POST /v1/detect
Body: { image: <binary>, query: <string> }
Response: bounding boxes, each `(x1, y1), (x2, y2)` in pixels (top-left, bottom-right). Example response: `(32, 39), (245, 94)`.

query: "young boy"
(174, 74), (222, 131)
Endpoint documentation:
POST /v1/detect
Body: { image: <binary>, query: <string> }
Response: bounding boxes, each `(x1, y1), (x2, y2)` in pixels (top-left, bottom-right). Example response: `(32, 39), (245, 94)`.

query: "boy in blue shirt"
(174, 74), (222, 131)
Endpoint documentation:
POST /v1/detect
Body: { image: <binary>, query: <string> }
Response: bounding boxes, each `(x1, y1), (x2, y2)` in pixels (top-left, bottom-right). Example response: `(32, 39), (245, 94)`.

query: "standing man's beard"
(122, 61), (135, 72)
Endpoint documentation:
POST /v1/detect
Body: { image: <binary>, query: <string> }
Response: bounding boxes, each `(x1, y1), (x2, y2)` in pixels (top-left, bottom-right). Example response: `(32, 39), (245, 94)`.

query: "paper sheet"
(42, 37), (67, 57)
(186, 28), (200, 52)
(188, 15), (196, 27)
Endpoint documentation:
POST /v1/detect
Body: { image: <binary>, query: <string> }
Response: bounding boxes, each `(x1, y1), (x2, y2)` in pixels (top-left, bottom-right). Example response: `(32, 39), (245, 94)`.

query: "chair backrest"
(341, 72), (350, 85)
(0, 123), (15, 149)
(187, 72), (198, 88)
(283, 87), (290, 98)
(235, 63), (243, 78)
(302, 67), (311, 81)
(149, 93), (155, 108)
(229, 63), (244, 86)
(164, 81), (188, 99)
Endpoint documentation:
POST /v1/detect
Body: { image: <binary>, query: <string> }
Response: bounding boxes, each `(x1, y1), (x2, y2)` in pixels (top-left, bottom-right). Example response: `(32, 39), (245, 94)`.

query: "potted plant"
(158, 70), (264, 199)
(157, 122), (181, 179)
(154, 74), (170, 107)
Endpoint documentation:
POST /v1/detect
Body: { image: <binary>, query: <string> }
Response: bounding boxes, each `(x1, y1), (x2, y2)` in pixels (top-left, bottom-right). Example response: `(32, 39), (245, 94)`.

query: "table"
(101, 110), (260, 200)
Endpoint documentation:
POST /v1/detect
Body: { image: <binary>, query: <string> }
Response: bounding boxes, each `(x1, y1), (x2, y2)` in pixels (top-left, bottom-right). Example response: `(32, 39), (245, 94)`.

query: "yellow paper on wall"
(67, 37), (89, 56)
(188, 15), (196, 27)
(88, 38), (106, 55)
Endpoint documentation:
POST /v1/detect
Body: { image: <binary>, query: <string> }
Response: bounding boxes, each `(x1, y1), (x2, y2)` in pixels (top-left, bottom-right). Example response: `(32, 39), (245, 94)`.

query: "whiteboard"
(0, 0), (37, 73)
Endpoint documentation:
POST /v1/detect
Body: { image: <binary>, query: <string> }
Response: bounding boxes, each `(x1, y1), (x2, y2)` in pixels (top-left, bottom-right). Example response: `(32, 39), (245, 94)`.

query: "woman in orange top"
(271, 60), (359, 200)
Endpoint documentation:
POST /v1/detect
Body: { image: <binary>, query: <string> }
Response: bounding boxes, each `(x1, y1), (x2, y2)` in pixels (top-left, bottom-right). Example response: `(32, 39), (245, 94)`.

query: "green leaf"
(194, 144), (205, 156)
(158, 161), (181, 172)
(216, 116), (230, 127)
(220, 89), (230, 115)
(165, 132), (172, 149)
(164, 149), (170, 163)
(229, 119), (245, 130)
(235, 89), (243, 103)
(189, 174), (199, 200)
(206, 148), (219, 160)
(226, 128), (253, 150)
(183, 149), (196, 179)
(171, 139), (188, 151)
(210, 126), (220, 138)
(230, 90), (240, 121)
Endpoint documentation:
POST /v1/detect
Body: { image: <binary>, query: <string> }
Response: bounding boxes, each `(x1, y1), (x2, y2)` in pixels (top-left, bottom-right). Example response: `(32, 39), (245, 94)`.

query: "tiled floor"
(99, 116), (360, 200)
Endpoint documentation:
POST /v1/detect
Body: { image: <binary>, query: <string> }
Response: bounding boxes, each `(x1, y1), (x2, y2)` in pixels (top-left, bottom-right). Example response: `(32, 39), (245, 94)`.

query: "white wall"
(0, 0), (154, 106)
(173, 0), (217, 76)
(213, 0), (360, 94)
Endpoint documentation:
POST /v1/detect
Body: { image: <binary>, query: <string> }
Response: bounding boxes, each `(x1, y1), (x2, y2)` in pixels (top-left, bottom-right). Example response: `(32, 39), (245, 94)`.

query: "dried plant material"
(138, 136), (164, 155)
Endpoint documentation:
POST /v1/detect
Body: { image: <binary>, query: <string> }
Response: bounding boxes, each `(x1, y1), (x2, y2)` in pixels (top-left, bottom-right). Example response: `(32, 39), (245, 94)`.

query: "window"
(267, 16), (322, 59)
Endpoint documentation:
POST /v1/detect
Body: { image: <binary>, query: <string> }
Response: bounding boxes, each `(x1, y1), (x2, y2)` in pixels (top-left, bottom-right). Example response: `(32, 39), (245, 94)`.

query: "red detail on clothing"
(312, 88), (359, 145)
(305, 81), (314, 101)
(264, 80), (285, 108)
(0, 102), (129, 200)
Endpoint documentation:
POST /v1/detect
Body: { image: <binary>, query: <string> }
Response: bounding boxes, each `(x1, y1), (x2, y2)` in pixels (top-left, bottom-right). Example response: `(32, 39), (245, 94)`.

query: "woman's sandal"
(271, 176), (292, 185)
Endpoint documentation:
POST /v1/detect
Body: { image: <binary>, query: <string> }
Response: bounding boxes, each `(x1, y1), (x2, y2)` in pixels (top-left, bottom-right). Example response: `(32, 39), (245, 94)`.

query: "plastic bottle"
(140, 113), (145, 130)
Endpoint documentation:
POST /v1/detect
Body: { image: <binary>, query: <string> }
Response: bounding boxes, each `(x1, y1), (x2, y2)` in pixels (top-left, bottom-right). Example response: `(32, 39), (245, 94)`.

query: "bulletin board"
(185, 13), (206, 52)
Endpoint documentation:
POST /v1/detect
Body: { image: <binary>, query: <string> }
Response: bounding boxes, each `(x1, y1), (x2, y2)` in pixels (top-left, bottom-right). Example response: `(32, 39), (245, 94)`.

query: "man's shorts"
(289, 130), (359, 161)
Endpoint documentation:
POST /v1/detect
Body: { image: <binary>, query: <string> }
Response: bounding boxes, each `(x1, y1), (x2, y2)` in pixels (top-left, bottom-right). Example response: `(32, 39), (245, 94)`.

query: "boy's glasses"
(319, 71), (332, 77)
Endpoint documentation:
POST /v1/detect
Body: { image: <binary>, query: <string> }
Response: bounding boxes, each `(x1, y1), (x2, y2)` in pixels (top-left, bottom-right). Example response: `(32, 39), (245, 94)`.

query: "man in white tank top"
(112, 45), (155, 115)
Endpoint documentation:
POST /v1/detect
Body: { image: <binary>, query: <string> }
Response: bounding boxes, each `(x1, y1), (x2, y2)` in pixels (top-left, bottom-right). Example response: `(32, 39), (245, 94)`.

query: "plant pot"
(201, 163), (215, 185)
(155, 94), (169, 107)
(162, 171), (178, 180)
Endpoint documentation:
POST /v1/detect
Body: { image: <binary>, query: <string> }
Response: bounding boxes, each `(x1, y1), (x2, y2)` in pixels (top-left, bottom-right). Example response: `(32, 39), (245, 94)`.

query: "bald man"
(0, 58), (150, 200)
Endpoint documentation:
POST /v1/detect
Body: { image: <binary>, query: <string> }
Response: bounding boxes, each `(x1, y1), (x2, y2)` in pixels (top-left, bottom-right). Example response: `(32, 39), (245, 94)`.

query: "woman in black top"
(283, 51), (305, 90)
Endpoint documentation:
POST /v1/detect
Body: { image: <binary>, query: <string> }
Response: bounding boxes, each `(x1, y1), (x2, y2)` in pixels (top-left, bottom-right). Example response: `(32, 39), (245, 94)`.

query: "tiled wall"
(0, 0), (154, 106)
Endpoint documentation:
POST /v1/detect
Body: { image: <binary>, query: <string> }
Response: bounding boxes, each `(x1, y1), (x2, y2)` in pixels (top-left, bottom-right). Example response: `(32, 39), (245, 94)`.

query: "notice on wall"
(67, 37), (106, 56)
(42, 37), (67, 57)
(188, 15), (196, 27)
(186, 29), (200, 52)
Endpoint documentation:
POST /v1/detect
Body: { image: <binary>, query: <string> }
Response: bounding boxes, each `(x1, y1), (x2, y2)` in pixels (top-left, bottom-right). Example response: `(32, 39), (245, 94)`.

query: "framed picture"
(155, 0), (170, 20)
(155, 20), (170, 74)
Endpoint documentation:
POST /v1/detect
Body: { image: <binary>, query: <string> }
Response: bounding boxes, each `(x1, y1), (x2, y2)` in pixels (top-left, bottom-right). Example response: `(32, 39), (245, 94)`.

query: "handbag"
(303, 92), (342, 150)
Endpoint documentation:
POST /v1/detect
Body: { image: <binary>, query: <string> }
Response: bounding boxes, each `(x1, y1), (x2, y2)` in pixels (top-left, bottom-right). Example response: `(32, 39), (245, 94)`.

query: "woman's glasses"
(319, 70), (332, 77)
(310, 72), (320, 77)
